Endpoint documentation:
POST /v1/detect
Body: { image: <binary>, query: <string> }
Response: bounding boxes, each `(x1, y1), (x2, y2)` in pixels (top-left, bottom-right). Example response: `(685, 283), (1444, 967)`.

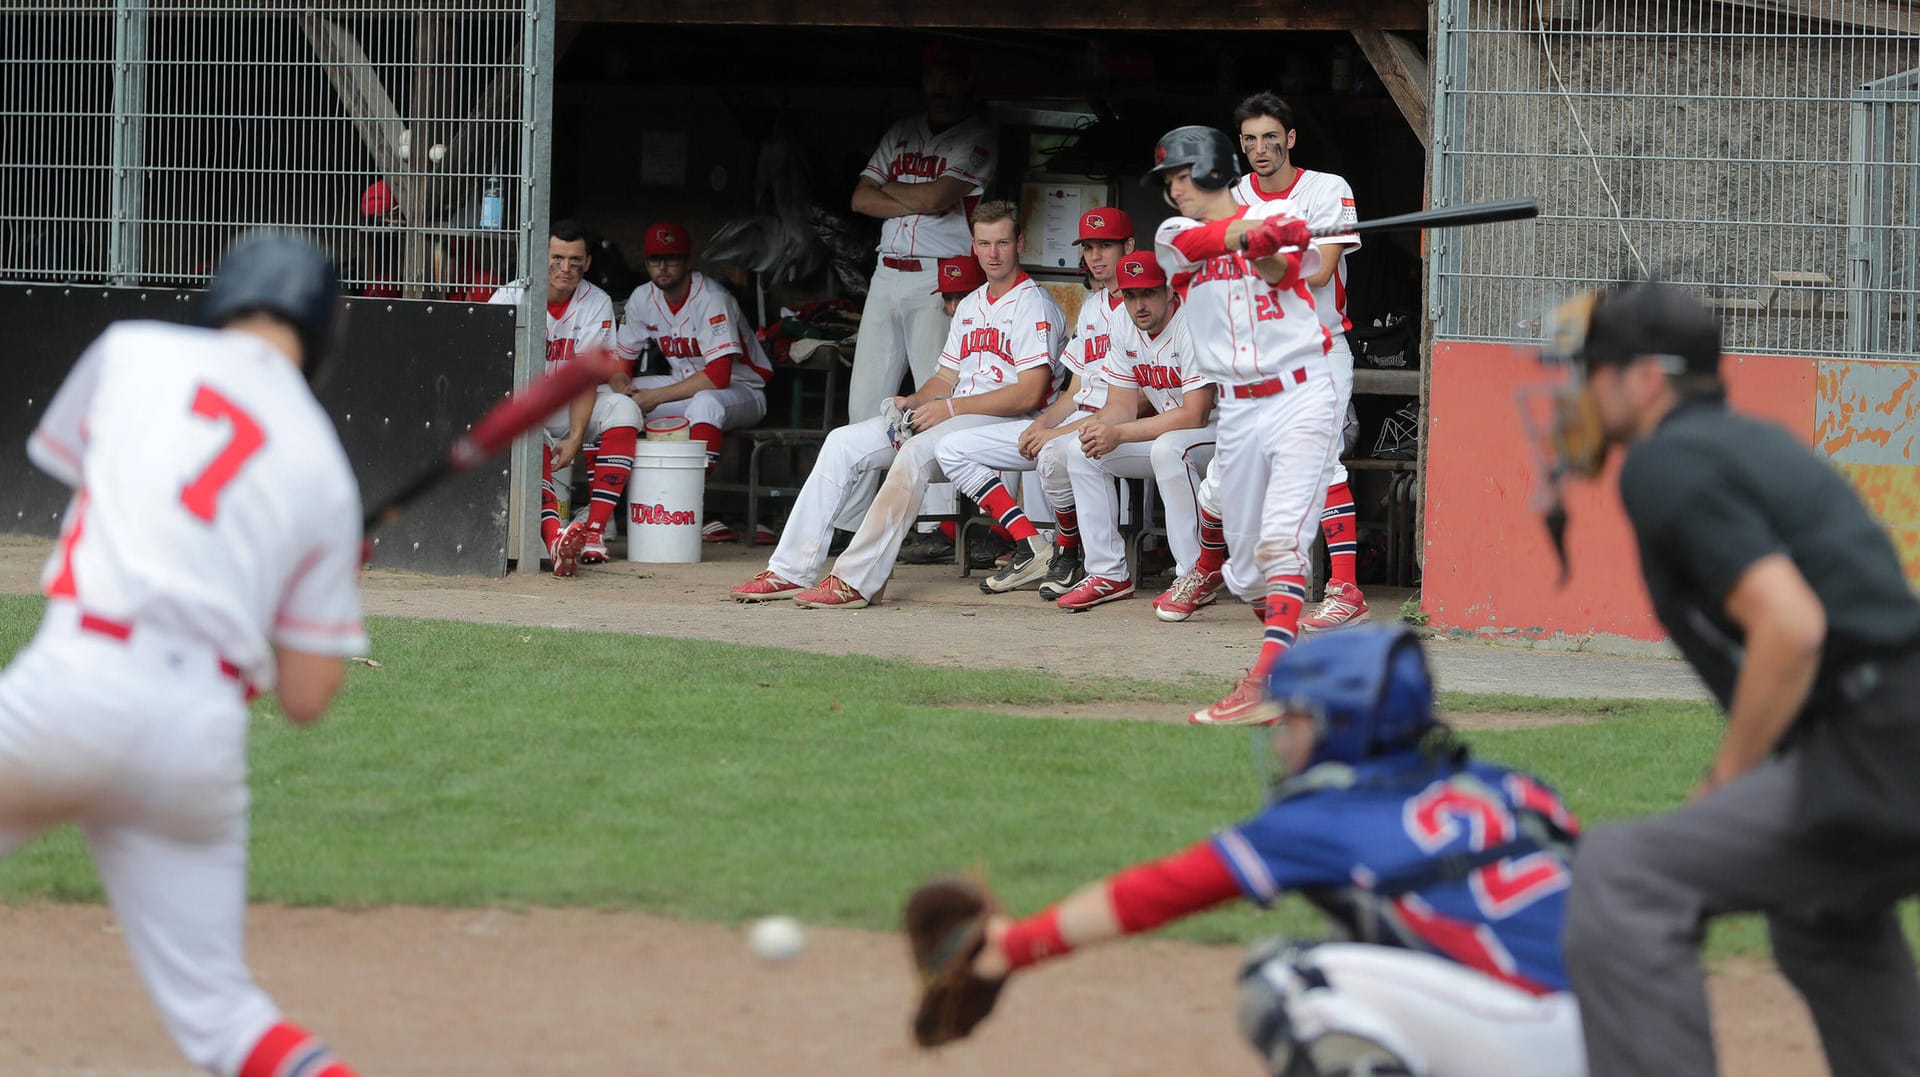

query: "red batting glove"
(1268, 216), (1313, 251)
(1241, 222), (1285, 259)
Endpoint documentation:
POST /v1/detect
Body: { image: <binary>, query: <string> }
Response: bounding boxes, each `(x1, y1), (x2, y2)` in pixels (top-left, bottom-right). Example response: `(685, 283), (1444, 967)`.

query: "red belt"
(78, 612), (248, 687)
(1076, 403), (1098, 413)
(1227, 368), (1310, 400)
(881, 257), (924, 271)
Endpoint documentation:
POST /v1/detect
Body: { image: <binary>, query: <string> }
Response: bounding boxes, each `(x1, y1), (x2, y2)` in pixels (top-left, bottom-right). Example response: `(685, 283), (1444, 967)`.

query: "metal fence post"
(108, 0), (147, 285)
(509, 0), (555, 572)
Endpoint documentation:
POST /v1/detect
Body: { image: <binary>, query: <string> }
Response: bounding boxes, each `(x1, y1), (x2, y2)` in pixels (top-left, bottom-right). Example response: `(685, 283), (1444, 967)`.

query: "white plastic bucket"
(644, 416), (691, 440)
(627, 440), (707, 563)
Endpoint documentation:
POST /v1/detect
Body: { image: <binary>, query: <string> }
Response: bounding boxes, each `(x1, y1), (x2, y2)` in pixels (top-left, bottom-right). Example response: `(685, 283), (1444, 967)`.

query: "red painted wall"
(1422, 341), (1816, 642)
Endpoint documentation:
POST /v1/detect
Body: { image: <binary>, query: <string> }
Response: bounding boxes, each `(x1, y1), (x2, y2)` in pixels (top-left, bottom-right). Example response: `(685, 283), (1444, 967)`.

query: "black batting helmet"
(200, 233), (343, 386)
(1143, 125), (1240, 191)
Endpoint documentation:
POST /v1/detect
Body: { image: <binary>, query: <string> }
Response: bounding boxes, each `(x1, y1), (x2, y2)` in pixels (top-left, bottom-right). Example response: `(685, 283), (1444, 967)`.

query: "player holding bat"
(1, 233), (365, 1075)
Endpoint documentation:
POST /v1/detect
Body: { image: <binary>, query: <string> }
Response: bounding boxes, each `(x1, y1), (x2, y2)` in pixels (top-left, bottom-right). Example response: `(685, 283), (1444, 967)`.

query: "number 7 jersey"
(28, 321), (369, 689)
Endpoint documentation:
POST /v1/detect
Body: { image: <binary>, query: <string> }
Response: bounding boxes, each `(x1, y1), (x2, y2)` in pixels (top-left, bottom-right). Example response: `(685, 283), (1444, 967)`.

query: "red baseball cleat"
(730, 570), (802, 602)
(793, 575), (876, 609)
(703, 519), (738, 543)
(550, 521), (589, 579)
(1188, 669), (1282, 727)
(1153, 567), (1225, 622)
(1302, 580), (1371, 633)
(1055, 574), (1134, 612)
(580, 529), (610, 565)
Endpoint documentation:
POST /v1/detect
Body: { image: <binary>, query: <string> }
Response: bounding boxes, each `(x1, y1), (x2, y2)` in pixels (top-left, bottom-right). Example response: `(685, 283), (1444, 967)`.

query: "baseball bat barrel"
(1315, 197), (1539, 238)
(362, 350), (616, 533)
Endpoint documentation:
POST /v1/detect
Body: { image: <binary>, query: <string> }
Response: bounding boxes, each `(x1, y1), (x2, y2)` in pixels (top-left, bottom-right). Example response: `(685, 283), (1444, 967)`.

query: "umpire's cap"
(201, 233), (343, 384)
(1143, 125), (1239, 191)
(1547, 281), (1722, 379)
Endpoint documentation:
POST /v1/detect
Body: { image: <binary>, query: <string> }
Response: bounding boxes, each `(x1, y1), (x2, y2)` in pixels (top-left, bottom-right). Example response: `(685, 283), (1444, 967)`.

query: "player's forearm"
(652, 372), (717, 406)
(1713, 623), (1822, 784)
(882, 180), (963, 215)
(956, 377), (1047, 418)
(1303, 243), (1344, 289)
(852, 183), (913, 220)
(1113, 409), (1192, 445)
(566, 392), (594, 439)
(903, 373), (957, 412)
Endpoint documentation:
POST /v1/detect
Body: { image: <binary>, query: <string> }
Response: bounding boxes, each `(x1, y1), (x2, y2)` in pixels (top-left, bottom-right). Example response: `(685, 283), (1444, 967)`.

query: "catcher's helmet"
(1264, 624), (1435, 768)
(200, 233), (343, 386)
(1142, 125), (1240, 191)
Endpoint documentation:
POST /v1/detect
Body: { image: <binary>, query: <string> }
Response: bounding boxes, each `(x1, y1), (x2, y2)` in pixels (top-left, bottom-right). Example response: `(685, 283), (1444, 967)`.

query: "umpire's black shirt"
(1619, 396), (1920, 712)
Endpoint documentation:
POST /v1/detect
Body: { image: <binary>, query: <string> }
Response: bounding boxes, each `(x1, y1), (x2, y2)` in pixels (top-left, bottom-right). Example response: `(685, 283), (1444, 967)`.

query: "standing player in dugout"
(1148, 125), (1341, 726)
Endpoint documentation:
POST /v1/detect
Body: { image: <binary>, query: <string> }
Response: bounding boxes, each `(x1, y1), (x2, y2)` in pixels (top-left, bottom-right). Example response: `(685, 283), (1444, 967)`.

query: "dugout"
(545, 2), (1434, 585)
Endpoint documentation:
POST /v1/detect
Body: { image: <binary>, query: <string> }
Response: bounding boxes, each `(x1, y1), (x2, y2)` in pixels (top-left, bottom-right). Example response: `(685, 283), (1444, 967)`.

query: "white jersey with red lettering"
(27, 321), (368, 689)
(1155, 201), (1330, 387)
(1065, 287), (1123, 411)
(1102, 304), (1213, 416)
(860, 113), (997, 260)
(1233, 169), (1362, 335)
(615, 271), (772, 392)
(489, 279), (618, 426)
(938, 276), (1068, 400)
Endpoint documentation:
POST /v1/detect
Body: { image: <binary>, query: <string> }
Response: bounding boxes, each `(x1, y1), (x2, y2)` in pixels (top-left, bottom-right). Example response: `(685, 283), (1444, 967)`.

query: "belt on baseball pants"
(77, 611), (251, 692)
(1227, 368), (1310, 400)
(881, 257), (924, 271)
(1076, 403), (1098, 413)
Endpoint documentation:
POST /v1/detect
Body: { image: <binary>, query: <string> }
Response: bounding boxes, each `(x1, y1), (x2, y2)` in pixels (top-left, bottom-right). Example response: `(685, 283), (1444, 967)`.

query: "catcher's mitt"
(904, 876), (1007, 1048)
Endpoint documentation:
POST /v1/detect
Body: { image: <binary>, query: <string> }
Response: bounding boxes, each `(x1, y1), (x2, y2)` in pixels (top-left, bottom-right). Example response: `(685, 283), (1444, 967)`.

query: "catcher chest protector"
(200, 233), (344, 387)
(1144, 125), (1240, 191)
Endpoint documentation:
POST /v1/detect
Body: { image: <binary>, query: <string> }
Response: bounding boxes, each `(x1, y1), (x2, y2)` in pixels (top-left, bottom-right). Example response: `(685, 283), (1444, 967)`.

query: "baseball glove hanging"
(903, 876), (1006, 1047)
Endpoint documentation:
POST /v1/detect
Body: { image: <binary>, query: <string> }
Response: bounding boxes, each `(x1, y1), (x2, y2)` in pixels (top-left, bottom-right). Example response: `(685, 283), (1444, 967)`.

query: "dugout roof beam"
(556, 0), (1426, 32)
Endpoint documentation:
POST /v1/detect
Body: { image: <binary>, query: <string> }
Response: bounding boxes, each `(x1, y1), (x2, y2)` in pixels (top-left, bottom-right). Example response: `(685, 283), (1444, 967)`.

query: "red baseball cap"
(1074, 207), (1133, 245)
(931, 255), (987, 296)
(642, 222), (692, 257)
(1115, 251), (1168, 290)
(361, 180), (397, 218)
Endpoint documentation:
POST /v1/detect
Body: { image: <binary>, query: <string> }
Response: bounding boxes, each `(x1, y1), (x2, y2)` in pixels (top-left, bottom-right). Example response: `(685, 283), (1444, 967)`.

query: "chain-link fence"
(1432, 0), (1920, 359)
(2, 0), (540, 298)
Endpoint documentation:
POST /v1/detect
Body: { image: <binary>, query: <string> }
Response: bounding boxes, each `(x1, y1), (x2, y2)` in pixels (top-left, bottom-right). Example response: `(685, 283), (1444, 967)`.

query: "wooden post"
(1350, 28), (1431, 151)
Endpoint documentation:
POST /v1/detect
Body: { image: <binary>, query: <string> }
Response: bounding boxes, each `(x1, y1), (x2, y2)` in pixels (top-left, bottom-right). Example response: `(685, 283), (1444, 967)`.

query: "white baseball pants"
(0, 604), (283, 1076)
(1245, 942), (1585, 1077)
(764, 413), (1005, 595)
(543, 391), (644, 505)
(1064, 425), (1216, 581)
(1326, 334), (1354, 486)
(934, 419), (1077, 520)
(629, 375), (767, 433)
(1202, 377), (1339, 601)
(840, 263), (957, 531)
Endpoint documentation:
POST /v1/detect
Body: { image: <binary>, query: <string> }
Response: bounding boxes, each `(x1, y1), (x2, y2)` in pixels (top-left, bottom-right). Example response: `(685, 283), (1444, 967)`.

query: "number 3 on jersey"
(180, 385), (265, 522)
(1403, 775), (1571, 918)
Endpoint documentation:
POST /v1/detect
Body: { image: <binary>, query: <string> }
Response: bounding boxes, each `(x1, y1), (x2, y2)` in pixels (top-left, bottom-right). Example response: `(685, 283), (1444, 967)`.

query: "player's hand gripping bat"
(362, 349), (617, 533)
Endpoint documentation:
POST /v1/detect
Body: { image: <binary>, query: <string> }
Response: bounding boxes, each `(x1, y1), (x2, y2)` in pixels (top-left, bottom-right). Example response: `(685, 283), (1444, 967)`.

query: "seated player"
(728, 200), (1065, 608)
(611, 221), (773, 543)
(936, 207), (1136, 598)
(489, 218), (640, 576)
(1053, 251), (1217, 611)
(906, 625), (1585, 1077)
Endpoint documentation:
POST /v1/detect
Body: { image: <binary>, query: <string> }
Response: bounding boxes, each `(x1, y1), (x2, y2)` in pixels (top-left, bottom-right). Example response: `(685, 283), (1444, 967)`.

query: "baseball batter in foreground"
(904, 626), (1585, 1076)
(1541, 283), (1920, 1075)
(1148, 125), (1340, 725)
(4, 234), (365, 1076)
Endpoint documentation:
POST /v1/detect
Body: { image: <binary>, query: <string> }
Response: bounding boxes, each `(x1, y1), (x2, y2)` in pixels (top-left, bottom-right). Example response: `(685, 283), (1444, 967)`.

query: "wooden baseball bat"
(362, 349), (617, 533)
(1314, 197), (1540, 238)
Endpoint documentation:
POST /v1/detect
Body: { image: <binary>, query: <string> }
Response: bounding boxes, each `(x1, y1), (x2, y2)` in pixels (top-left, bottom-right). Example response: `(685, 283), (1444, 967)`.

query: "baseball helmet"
(1142, 125), (1240, 191)
(200, 233), (343, 386)
(1264, 624), (1435, 769)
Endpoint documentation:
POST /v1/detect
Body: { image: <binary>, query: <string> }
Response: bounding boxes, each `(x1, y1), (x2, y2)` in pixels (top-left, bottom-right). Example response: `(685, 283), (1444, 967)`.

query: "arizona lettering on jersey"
(28, 322), (368, 688)
(938, 276), (1067, 399)
(1211, 754), (1578, 995)
(1066, 288), (1124, 411)
(1103, 305), (1213, 416)
(489, 280), (618, 425)
(615, 271), (772, 392)
(1156, 201), (1331, 386)
(1233, 169), (1362, 335)
(861, 113), (997, 259)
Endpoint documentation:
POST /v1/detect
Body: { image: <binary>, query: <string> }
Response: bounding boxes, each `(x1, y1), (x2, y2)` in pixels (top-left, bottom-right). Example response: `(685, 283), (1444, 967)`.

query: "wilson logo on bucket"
(631, 502), (698, 527)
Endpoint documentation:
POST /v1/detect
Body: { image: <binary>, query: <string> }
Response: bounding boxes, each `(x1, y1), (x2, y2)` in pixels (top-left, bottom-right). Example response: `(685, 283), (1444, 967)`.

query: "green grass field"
(0, 593), (1777, 952)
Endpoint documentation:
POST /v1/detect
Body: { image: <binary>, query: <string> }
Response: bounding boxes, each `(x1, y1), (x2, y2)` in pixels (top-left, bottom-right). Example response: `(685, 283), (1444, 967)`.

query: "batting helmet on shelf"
(1264, 624), (1435, 772)
(200, 233), (343, 387)
(1143, 125), (1240, 191)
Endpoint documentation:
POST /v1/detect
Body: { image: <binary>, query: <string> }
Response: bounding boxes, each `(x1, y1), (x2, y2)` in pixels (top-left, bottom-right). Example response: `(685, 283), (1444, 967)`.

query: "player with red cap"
(611, 221), (775, 543)
(935, 206), (1137, 597)
(931, 253), (987, 315)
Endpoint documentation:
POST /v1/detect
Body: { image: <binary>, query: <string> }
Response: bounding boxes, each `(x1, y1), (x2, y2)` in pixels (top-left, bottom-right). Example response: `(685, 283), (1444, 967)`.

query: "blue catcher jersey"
(1210, 752), (1579, 994)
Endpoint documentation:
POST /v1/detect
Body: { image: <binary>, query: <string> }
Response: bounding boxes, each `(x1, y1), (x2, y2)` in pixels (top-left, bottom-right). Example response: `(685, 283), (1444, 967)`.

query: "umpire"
(1548, 282), (1920, 1075)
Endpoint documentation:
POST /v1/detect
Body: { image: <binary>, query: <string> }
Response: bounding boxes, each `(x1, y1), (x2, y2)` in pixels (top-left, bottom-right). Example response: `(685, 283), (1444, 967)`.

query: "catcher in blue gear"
(903, 625), (1588, 1076)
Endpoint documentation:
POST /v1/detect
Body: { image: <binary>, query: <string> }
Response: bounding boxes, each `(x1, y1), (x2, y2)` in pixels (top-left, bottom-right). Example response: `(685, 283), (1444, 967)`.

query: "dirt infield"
(0, 538), (1814, 1075)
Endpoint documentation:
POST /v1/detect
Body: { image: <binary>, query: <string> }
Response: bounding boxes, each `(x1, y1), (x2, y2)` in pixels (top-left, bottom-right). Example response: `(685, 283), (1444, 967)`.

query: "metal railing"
(2, 0), (542, 299)
(1432, 0), (1920, 359)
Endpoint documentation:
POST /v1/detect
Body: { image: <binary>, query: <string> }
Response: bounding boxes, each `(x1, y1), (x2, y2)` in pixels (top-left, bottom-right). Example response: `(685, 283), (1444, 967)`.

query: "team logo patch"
(1123, 262), (1143, 278)
(943, 264), (962, 281)
(709, 313), (727, 326)
(1341, 197), (1355, 207)
(600, 320), (612, 329)
(656, 228), (675, 244)
(1036, 321), (1051, 333)
(1086, 213), (1106, 230)
(961, 318), (975, 326)
(1154, 146), (1168, 164)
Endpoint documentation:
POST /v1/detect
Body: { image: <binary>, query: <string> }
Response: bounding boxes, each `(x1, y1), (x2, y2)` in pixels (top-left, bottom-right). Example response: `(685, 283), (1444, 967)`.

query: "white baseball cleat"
(980, 534), (1053, 594)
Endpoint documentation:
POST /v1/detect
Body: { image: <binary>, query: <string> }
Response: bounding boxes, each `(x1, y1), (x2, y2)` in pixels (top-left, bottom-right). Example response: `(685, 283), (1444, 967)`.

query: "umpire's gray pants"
(1565, 753), (1920, 1076)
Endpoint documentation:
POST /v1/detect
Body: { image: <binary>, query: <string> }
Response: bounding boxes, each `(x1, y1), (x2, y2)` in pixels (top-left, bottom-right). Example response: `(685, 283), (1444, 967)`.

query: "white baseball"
(428, 143), (447, 164)
(748, 915), (806, 963)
